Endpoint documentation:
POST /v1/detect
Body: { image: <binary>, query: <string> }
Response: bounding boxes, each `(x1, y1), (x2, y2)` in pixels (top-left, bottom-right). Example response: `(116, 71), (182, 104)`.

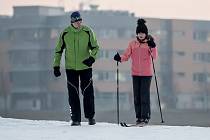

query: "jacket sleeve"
(120, 42), (132, 62)
(89, 29), (99, 59)
(53, 31), (66, 67)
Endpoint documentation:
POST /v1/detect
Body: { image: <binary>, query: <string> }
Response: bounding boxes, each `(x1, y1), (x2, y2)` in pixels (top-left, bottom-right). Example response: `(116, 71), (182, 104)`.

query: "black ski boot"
(136, 118), (149, 126)
(71, 121), (81, 126)
(88, 118), (96, 125)
(143, 119), (149, 124)
(136, 118), (142, 125)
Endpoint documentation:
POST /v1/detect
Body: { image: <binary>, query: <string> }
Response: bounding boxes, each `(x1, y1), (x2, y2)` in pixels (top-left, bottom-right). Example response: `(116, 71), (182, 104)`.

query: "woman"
(113, 18), (158, 125)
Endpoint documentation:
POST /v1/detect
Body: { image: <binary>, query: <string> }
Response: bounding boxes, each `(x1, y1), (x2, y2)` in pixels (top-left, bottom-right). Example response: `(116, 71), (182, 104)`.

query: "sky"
(0, 0), (210, 20)
(1, 117), (210, 140)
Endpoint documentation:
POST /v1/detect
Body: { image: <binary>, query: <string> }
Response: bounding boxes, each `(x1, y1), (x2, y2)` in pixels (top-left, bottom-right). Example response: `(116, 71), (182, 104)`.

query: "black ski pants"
(66, 68), (95, 122)
(132, 76), (152, 120)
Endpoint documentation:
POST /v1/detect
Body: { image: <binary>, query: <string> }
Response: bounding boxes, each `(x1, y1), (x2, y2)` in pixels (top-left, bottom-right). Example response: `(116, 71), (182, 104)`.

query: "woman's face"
(137, 32), (147, 41)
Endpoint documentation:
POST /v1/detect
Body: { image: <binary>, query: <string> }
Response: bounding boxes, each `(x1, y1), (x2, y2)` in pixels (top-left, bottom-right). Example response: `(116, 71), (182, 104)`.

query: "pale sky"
(0, 0), (210, 20)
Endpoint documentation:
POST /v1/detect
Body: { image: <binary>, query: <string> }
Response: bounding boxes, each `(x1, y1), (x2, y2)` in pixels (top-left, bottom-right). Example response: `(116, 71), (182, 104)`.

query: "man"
(53, 11), (99, 126)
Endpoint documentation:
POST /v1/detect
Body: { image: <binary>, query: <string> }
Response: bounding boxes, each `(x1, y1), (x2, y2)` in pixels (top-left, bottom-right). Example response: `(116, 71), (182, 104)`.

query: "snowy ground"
(1, 117), (210, 140)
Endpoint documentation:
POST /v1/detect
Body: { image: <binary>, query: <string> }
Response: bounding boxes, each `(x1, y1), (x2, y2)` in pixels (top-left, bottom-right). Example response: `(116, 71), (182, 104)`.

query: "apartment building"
(0, 6), (210, 112)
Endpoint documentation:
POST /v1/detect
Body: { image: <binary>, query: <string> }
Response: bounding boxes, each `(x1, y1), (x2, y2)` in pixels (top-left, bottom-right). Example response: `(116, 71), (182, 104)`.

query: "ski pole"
(149, 49), (164, 123)
(116, 61), (120, 125)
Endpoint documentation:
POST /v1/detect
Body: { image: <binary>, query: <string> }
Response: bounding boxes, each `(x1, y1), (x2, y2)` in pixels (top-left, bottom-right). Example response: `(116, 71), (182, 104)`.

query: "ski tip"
(120, 122), (125, 127)
(120, 122), (147, 127)
(120, 122), (129, 127)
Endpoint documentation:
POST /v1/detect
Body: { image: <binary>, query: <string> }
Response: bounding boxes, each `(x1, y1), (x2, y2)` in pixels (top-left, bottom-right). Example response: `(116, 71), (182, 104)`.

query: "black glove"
(147, 35), (156, 48)
(53, 66), (61, 77)
(114, 52), (121, 62)
(83, 56), (95, 67)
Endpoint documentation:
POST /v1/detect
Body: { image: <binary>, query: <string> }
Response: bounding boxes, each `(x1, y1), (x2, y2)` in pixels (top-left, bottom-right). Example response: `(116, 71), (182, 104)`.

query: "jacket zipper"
(74, 32), (76, 69)
(78, 32), (80, 68)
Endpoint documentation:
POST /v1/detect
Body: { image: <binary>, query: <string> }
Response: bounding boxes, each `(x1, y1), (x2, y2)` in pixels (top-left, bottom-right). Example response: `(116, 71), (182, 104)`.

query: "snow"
(0, 117), (210, 140)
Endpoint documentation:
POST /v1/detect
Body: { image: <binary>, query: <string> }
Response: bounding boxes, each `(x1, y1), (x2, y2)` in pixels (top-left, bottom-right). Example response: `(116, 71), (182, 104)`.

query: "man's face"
(72, 20), (82, 29)
(137, 32), (147, 41)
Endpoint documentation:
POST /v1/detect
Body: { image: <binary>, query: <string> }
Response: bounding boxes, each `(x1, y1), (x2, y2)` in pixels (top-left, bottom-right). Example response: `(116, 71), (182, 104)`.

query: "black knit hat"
(136, 18), (148, 35)
(70, 11), (82, 23)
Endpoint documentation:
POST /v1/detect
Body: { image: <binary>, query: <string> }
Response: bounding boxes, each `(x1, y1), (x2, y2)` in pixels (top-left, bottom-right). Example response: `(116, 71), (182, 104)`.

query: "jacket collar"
(69, 25), (84, 32)
(135, 38), (147, 45)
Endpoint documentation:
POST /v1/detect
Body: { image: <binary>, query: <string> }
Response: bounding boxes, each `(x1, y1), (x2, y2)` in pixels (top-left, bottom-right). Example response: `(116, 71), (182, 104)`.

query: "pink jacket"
(121, 39), (158, 76)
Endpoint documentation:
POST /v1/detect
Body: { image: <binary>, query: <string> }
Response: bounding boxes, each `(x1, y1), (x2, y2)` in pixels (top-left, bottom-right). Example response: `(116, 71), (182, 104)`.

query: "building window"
(125, 30), (135, 38)
(9, 29), (49, 41)
(98, 50), (108, 59)
(95, 92), (115, 111)
(99, 50), (124, 60)
(193, 52), (210, 63)
(39, 50), (53, 67)
(10, 71), (49, 88)
(173, 31), (185, 38)
(176, 72), (185, 77)
(118, 29), (134, 38)
(176, 51), (185, 56)
(151, 30), (167, 37)
(93, 71), (131, 82)
(193, 31), (210, 42)
(95, 92), (130, 111)
(193, 72), (210, 82)
(0, 30), (9, 40)
(108, 50), (116, 59)
(96, 71), (115, 81)
(9, 50), (39, 68)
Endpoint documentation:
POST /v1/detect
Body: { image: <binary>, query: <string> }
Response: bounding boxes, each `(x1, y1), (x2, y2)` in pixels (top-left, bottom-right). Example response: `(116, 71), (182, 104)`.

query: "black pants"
(66, 68), (95, 122)
(132, 76), (152, 120)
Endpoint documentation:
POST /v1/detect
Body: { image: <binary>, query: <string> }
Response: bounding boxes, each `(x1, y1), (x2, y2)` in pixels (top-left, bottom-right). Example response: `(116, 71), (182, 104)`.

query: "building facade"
(0, 6), (210, 113)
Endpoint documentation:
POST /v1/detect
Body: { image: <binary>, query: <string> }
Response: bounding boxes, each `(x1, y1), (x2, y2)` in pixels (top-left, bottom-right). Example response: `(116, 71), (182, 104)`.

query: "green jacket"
(53, 25), (99, 70)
